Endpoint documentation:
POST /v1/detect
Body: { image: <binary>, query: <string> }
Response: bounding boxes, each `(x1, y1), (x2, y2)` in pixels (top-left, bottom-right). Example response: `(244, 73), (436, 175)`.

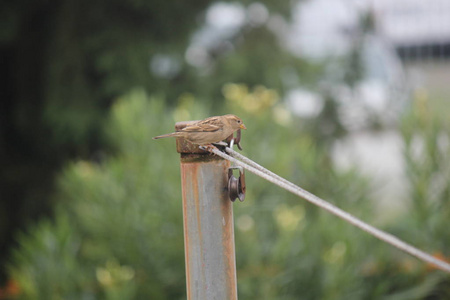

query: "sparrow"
(153, 114), (246, 145)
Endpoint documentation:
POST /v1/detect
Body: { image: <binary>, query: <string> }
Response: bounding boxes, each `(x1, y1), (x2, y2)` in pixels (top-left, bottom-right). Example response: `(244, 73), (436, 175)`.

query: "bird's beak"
(240, 124), (247, 130)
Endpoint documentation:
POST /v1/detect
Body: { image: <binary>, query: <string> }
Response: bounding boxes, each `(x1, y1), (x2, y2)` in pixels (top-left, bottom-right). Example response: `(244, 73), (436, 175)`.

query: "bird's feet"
(199, 144), (216, 154)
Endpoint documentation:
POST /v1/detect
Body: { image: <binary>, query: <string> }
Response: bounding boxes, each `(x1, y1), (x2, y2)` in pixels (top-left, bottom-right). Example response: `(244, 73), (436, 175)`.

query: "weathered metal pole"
(176, 122), (238, 300)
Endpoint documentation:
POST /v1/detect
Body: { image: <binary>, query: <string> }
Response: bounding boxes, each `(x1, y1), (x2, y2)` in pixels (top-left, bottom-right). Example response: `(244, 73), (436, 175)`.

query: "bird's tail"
(152, 132), (179, 140)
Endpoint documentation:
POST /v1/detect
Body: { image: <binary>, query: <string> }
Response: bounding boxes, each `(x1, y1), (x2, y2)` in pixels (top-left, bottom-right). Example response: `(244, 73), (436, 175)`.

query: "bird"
(153, 114), (246, 146)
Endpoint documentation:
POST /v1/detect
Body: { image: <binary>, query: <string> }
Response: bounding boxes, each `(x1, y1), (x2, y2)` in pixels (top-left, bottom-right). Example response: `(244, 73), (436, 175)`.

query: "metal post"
(176, 122), (238, 300)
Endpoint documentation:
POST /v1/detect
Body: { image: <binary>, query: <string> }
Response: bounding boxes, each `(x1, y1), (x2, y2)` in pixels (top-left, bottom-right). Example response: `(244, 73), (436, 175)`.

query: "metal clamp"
(228, 166), (246, 202)
(225, 129), (243, 150)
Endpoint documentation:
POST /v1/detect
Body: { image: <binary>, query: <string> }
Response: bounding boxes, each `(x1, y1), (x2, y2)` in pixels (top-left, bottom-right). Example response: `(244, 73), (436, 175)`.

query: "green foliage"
(0, 2), (316, 271)
(0, 0), (217, 281)
(10, 91), (187, 299)
(401, 97), (450, 240)
(10, 213), (87, 299)
(400, 96), (450, 259)
(9, 89), (449, 299)
(6, 1), (449, 298)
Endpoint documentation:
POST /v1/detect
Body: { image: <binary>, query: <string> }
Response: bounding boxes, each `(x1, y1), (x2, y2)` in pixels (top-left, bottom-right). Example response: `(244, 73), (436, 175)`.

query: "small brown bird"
(153, 114), (246, 145)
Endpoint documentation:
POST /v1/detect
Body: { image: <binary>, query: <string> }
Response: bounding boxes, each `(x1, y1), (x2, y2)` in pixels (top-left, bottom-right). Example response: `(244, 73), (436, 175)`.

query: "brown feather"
(152, 114), (246, 145)
(152, 132), (181, 139)
(181, 124), (221, 132)
(182, 116), (224, 132)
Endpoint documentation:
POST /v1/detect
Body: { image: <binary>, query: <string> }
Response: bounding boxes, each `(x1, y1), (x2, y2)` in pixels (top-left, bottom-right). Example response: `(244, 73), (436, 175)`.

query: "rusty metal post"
(175, 122), (238, 300)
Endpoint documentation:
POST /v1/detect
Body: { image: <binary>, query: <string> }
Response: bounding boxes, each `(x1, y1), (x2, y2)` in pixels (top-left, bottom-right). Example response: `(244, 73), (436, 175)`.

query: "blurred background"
(1, 0), (450, 299)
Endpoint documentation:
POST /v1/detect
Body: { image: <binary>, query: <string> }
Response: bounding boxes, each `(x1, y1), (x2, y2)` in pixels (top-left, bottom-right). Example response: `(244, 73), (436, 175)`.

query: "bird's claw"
(199, 144), (216, 154)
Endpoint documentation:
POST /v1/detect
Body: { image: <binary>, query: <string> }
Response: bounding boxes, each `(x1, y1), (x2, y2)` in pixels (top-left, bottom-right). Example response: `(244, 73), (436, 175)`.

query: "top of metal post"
(175, 121), (210, 154)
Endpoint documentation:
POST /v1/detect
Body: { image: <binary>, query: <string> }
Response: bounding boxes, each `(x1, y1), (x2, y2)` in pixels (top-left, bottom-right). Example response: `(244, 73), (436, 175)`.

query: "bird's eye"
(237, 120), (241, 123)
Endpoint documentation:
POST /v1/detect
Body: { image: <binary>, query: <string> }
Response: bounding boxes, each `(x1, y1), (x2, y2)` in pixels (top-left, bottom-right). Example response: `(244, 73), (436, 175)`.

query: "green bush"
(8, 90), (450, 299)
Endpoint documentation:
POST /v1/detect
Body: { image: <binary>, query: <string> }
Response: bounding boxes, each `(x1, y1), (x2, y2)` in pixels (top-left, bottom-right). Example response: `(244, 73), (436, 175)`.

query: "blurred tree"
(0, 0), (299, 283)
(0, 0), (397, 294)
(9, 90), (449, 299)
(7, 90), (372, 299)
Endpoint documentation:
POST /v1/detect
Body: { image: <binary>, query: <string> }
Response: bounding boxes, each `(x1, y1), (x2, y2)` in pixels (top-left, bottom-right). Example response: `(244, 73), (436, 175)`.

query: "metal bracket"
(228, 166), (246, 202)
(225, 129), (243, 150)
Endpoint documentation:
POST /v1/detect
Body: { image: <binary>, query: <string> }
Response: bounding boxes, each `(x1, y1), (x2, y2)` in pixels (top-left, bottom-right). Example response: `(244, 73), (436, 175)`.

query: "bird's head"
(225, 114), (247, 131)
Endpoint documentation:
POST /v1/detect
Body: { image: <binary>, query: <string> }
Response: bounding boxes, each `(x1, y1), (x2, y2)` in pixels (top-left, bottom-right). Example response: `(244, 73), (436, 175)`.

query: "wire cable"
(225, 147), (299, 190)
(205, 145), (450, 273)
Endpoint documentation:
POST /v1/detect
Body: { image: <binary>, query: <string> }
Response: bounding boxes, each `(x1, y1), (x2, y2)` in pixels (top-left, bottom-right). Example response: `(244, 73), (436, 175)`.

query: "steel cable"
(203, 145), (450, 273)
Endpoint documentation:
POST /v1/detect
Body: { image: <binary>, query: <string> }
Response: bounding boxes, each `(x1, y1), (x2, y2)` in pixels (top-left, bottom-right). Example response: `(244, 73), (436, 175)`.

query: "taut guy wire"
(203, 145), (450, 273)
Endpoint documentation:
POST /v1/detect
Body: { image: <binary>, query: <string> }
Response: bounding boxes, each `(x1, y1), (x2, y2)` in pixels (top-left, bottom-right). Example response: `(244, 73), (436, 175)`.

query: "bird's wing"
(182, 117), (223, 132)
